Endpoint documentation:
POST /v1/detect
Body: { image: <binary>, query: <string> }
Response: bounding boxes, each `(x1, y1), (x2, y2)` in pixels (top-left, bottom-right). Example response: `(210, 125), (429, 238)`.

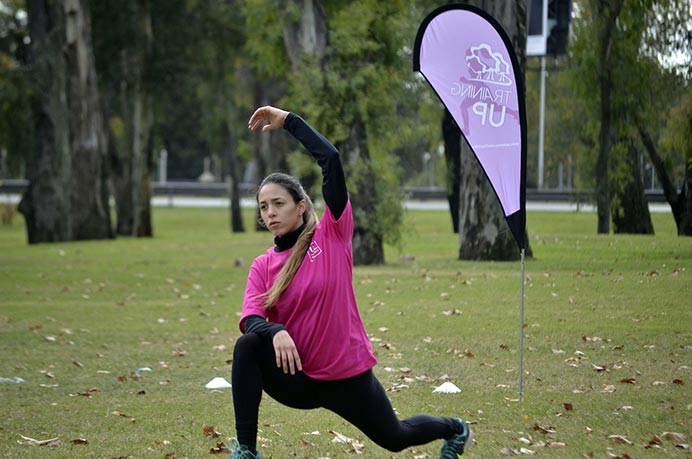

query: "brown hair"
(256, 173), (318, 308)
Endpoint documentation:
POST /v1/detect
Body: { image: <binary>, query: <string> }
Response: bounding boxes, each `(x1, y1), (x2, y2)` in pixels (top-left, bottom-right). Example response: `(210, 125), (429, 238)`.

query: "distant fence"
(0, 179), (667, 203)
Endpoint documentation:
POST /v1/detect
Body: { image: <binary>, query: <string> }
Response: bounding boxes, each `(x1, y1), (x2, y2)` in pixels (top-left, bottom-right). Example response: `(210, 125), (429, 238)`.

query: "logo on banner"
(450, 43), (515, 129)
(307, 241), (322, 262)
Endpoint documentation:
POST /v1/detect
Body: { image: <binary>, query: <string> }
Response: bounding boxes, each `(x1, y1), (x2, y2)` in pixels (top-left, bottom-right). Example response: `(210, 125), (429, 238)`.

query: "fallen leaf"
(673, 379), (685, 385)
(203, 425), (221, 438)
(18, 435), (61, 447)
(601, 385), (617, 393)
(74, 387), (99, 397)
(645, 435), (663, 449)
(662, 432), (687, 443)
(209, 442), (230, 454)
(608, 435), (633, 445)
(71, 438), (88, 445)
(563, 402), (573, 411)
(619, 377), (637, 384)
(111, 410), (135, 421)
(330, 430), (365, 454)
(531, 423), (556, 435)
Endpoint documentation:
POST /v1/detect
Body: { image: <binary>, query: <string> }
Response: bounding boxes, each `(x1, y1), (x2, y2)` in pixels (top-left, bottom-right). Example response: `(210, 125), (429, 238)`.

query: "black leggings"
(232, 332), (461, 453)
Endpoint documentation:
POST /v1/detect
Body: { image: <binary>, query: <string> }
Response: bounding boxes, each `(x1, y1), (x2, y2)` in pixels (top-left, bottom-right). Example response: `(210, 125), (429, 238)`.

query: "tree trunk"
(680, 168), (692, 236)
(337, 117), (384, 265)
(458, 146), (521, 261)
(252, 77), (289, 231)
(611, 138), (654, 234)
(109, 0), (154, 237)
(595, 0), (625, 234)
(458, 0), (530, 260)
(442, 109), (460, 233)
(225, 122), (245, 233)
(282, 0), (327, 72)
(20, 0), (111, 243)
(20, 0), (72, 243)
(638, 124), (692, 236)
(65, 0), (112, 240)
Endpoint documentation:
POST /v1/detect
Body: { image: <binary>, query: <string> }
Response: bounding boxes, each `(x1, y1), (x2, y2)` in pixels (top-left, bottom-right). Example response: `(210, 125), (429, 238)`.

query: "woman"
(230, 106), (473, 459)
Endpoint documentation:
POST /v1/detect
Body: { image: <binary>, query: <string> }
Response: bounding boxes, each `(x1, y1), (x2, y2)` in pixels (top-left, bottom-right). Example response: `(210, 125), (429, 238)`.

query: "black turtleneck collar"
(274, 223), (306, 252)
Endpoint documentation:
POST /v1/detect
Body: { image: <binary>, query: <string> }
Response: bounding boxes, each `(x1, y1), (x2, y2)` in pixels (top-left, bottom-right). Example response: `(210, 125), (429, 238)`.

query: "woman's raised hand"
(248, 106), (290, 132)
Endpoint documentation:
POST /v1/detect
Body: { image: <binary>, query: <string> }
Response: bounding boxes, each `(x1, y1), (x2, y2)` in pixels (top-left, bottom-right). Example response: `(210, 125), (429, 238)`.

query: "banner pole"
(519, 248), (526, 403)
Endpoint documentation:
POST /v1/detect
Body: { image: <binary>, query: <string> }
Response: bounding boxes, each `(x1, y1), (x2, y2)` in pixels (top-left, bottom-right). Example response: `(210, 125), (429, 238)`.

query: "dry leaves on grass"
(203, 425), (221, 438)
(500, 446), (536, 455)
(209, 442), (231, 454)
(330, 430), (365, 455)
(71, 387), (99, 397)
(608, 435), (633, 445)
(17, 435), (61, 447)
(531, 423), (556, 435)
(112, 410), (135, 422)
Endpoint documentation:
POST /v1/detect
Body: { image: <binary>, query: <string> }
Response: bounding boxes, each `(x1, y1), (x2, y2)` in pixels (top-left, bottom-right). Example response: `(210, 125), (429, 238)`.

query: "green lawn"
(0, 206), (690, 458)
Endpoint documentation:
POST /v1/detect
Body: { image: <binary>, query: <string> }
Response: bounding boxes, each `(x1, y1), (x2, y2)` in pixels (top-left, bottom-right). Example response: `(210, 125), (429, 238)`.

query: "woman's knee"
(233, 332), (264, 359)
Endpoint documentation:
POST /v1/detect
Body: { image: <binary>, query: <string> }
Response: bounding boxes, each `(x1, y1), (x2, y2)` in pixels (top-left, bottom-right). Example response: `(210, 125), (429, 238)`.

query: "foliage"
(243, 0), (432, 249)
(0, 208), (690, 457)
(567, 0), (691, 231)
(0, 1), (32, 178)
(660, 83), (692, 175)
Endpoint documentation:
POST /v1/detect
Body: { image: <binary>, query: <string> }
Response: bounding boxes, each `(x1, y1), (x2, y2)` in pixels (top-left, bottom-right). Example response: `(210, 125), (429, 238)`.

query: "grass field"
(0, 206), (690, 458)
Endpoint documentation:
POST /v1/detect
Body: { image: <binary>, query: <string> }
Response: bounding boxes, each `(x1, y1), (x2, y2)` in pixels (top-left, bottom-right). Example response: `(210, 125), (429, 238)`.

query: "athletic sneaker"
(228, 438), (260, 459)
(439, 418), (473, 458)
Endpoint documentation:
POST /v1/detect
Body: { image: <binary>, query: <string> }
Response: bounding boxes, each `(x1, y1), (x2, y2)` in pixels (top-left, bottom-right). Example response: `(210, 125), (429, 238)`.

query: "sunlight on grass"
(1, 207), (690, 458)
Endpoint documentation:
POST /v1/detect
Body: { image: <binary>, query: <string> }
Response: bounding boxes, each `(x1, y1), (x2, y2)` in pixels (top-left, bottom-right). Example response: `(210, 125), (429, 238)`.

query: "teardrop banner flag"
(413, 3), (527, 250)
(414, 3), (529, 401)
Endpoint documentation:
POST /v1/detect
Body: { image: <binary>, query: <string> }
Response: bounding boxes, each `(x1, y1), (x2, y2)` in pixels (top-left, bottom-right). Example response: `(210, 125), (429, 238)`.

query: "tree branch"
(637, 123), (681, 223)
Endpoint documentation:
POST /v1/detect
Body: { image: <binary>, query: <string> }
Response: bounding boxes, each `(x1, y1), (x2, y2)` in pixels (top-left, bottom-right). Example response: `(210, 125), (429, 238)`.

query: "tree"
(91, 0), (154, 237)
(570, 0), (691, 234)
(639, 85), (692, 236)
(457, 0), (531, 261)
(19, 0), (112, 243)
(0, 1), (33, 179)
(245, 0), (409, 265)
(442, 109), (461, 233)
(594, 0), (625, 234)
(186, 0), (248, 233)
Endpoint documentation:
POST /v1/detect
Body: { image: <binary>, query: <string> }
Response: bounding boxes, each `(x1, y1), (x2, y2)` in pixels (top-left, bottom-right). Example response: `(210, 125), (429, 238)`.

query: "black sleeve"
(283, 112), (347, 220)
(243, 314), (286, 339)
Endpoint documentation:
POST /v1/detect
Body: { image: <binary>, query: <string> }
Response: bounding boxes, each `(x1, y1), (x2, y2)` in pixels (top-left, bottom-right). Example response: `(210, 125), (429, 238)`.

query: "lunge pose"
(230, 106), (473, 459)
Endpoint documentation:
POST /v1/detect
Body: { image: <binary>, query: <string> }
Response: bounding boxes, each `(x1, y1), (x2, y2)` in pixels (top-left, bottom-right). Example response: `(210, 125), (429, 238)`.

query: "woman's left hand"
(272, 329), (302, 375)
(248, 106), (289, 132)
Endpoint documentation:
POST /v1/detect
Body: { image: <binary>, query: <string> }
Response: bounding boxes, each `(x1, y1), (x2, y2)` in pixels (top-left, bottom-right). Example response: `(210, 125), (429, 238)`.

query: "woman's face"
(258, 183), (306, 238)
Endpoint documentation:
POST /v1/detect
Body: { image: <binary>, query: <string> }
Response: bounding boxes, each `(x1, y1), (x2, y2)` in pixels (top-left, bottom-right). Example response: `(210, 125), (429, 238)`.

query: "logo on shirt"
(307, 241), (323, 262)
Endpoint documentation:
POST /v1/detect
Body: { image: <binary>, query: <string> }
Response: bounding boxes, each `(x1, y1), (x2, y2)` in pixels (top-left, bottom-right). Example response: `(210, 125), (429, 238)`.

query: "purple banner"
(414, 4), (526, 249)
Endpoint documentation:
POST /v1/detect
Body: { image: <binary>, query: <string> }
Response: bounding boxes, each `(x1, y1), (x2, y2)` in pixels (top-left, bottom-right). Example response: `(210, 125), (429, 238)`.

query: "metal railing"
(1, 179), (667, 203)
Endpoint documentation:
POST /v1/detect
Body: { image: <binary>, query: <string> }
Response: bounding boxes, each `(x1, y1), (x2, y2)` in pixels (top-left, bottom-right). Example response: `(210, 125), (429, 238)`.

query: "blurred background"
(1, 0), (690, 256)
